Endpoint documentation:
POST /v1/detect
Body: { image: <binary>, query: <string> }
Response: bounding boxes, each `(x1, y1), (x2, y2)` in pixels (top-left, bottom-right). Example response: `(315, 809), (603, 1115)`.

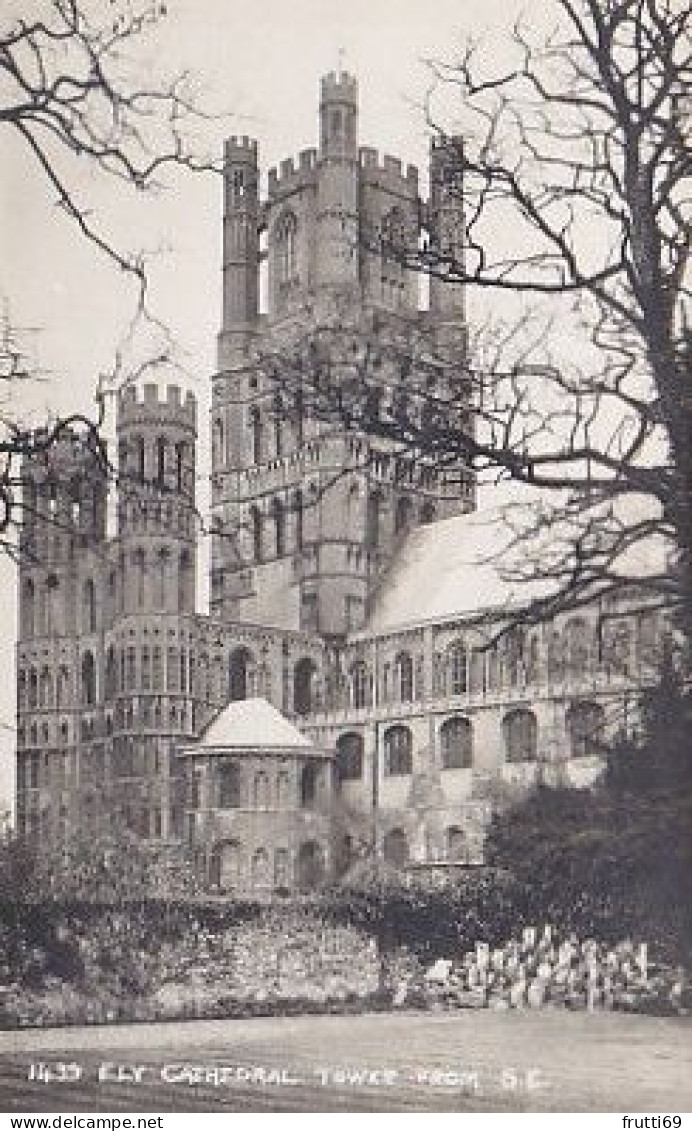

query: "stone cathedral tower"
(210, 72), (473, 638)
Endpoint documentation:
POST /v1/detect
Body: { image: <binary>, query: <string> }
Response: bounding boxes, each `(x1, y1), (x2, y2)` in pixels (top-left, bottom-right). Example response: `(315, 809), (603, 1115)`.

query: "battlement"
(359, 147), (419, 194)
(117, 383), (197, 430)
(224, 135), (258, 162)
(320, 70), (358, 104)
(267, 148), (318, 197)
(22, 426), (103, 478)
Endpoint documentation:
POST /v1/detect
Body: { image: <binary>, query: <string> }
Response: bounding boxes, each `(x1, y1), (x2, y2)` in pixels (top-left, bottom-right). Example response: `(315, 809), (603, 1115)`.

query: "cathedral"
(14, 73), (663, 895)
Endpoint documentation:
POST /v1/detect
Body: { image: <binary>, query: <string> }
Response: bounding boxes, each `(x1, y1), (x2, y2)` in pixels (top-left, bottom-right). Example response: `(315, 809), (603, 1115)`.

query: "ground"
(0, 1011), (690, 1112)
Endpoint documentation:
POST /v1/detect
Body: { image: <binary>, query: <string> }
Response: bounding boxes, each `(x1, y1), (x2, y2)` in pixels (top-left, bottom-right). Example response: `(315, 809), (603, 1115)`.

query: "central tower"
(210, 73), (473, 638)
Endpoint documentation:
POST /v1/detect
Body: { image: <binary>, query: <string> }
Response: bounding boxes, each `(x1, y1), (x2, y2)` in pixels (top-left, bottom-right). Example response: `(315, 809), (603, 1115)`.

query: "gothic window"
(180, 648), (187, 693)
(503, 708), (538, 763)
(152, 647), (163, 691)
(218, 759), (241, 808)
(127, 646), (137, 691)
(253, 771), (270, 809)
(135, 436), (145, 481)
(166, 646), (179, 693)
(294, 489), (304, 550)
(212, 418), (224, 467)
(39, 668), (53, 709)
(23, 580), (35, 637)
(351, 661), (370, 709)
(156, 437), (167, 486)
(277, 770), (291, 806)
(365, 489), (382, 549)
(382, 827), (409, 867)
(135, 549), (147, 609)
(229, 647), (253, 701)
(175, 443), (186, 493)
(447, 640), (468, 695)
(273, 393), (283, 458)
(271, 496), (285, 557)
(81, 651), (96, 706)
(394, 651), (414, 703)
(82, 578), (96, 633)
(43, 575), (59, 636)
(178, 550), (193, 610)
(249, 406), (263, 464)
(56, 666), (69, 708)
(440, 716), (473, 769)
(250, 505), (262, 562)
(394, 495), (413, 534)
(336, 732), (363, 782)
(294, 657), (317, 716)
(300, 762), (318, 807)
(275, 210), (298, 288)
(105, 647), (117, 701)
(566, 700), (605, 759)
(141, 646), (151, 691)
(384, 725), (413, 776)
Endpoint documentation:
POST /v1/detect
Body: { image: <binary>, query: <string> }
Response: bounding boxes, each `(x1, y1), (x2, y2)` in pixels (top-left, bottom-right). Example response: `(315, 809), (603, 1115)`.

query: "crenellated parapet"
(267, 149), (318, 199)
(117, 383), (197, 432)
(359, 147), (419, 197)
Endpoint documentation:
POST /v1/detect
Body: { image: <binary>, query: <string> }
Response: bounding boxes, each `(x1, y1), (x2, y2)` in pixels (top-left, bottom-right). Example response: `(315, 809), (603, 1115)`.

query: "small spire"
(337, 46), (346, 77)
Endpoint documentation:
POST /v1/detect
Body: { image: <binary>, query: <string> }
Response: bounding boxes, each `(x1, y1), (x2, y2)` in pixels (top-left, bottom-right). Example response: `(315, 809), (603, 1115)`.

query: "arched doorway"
(209, 839), (242, 890)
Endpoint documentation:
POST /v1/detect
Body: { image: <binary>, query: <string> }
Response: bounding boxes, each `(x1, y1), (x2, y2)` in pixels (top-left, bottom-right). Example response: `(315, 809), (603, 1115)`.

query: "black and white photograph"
(0, 0), (689, 1116)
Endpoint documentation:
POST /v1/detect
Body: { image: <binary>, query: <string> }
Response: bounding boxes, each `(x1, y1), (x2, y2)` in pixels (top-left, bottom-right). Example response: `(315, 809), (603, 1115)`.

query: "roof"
(198, 697), (312, 750)
(362, 495), (669, 635)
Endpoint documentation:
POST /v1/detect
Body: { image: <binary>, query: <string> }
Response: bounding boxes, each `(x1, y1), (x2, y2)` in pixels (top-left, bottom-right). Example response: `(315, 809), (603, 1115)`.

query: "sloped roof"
(199, 697), (312, 750)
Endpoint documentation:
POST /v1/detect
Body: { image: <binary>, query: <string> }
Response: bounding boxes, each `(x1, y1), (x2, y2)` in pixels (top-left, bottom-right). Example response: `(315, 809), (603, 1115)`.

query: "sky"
(0, 0), (545, 811)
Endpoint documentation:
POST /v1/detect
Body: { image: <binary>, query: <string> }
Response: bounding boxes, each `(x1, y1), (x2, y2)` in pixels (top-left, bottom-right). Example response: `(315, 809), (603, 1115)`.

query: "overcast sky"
(0, 0), (542, 810)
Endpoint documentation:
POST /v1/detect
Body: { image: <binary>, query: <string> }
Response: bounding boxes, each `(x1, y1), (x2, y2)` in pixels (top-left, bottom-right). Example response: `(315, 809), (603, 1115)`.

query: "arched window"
(252, 847), (271, 887)
(39, 667), (53, 709)
(384, 725), (413, 776)
(81, 651), (96, 706)
(212, 418), (224, 467)
(105, 647), (117, 701)
(56, 666), (69, 708)
(43, 575), (59, 636)
(365, 490), (382, 549)
(135, 436), (145, 482)
(336, 732), (364, 782)
(383, 827), (409, 867)
(446, 825), (467, 862)
(294, 657), (317, 716)
(229, 647), (253, 701)
(156, 437), (167, 486)
(178, 550), (193, 611)
(141, 646), (152, 692)
(218, 759), (241, 807)
(503, 708), (538, 763)
(250, 505), (262, 562)
(271, 496), (285, 557)
(297, 840), (323, 889)
(447, 640), (468, 695)
(82, 578), (96, 633)
(274, 848), (290, 889)
(277, 770), (291, 807)
(394, 651), (414, 702)
(212, 839), (242, 889)
(440, 716), (473, 769)
(566, 700), (605, 759)
(23, 579), (35, 637)
(351, 661), (370, 709)
(394, 496), (413, 534)
(175, 443), (186, 494)
(300, 762), (318, 807)
(276, 211), (298, 287)
(293, 488), (304, 550)
(249, 407), (263, 464)
(253, 771), (270, 808)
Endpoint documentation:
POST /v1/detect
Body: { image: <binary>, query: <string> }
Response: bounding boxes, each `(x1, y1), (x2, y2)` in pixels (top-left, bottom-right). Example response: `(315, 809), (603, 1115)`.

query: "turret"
(116, 383), (198, 616)
(429, 135), (466, 323)
(316, 71), (359, 292)
(218, 135), (260, 371)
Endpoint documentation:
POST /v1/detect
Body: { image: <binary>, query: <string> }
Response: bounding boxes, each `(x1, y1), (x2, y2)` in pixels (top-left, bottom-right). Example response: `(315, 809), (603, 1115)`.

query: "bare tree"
(259, 0), (690, 637)
(1, 0), (217, 551)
